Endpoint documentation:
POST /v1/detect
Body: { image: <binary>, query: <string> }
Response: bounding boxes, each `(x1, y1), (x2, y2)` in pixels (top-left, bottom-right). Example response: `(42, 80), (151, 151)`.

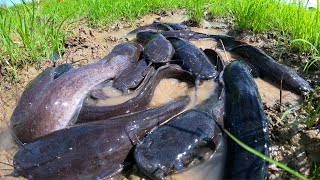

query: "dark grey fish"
(134, 81), (224, 179)
(208, 34), (245, 51)
(9, 97), (190, 180)
(167, 23), (190, 31)
(113, 59), (151, 93)
(78, 64), (195, 122)
(223, 61), (269, 180)
(168, 37), (218, 80)
(137, 31), (175, 63)
(161, 30), (208, 40)
(152, 21), (190, 31)
(10, 42), (143, 143)
(231, 44), (312, 94)
(129, 21), (190, 34)
(204, 49), (226, 73)
(128, 23), (172, 34)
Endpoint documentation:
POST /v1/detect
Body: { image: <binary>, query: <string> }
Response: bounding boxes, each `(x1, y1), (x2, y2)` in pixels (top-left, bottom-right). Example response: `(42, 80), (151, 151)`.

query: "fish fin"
(124, 125), (141, 146)
(5, 170), (19, 177)
(6, 122), (25, 148)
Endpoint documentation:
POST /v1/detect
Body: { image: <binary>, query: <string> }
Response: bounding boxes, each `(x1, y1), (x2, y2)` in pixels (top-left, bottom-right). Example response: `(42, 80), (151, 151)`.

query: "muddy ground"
(0, 10), (319, 179)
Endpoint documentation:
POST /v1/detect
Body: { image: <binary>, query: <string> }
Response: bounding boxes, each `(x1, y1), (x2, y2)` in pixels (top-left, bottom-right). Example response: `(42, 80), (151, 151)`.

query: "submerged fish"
(10, 42), (143, 143)
(223, 61), (269, 180)
(134, 81), (224, 179)
(9, 97), (190, 180)
(231, 44), (312, 94)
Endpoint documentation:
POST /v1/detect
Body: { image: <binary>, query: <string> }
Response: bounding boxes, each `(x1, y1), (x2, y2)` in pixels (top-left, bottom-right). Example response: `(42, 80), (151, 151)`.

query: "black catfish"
(129, 21), (190, 34)
(137, 32), (175, 63)
(223, 61), (269, 179)
(113, 59), (151, 93)
(10, 42), (143, 143)
(231, 44), (312, 94)
(161, 30), (208, 40)
(168, 37), (218, 80)
(9, 96), (190, 180)
(208, 34), (245, 50)
(134, 81), (224, 179)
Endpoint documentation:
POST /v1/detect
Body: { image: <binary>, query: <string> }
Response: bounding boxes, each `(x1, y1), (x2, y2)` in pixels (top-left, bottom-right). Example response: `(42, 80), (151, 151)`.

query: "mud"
(0, 9), (319, 180)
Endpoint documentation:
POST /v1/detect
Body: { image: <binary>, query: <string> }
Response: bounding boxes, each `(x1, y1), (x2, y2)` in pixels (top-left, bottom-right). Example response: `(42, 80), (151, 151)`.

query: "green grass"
(209, 0), (320, 56)
(0, 0), (204, 79)
(304, 87), (320, 128)
(311, 162), (320, 179)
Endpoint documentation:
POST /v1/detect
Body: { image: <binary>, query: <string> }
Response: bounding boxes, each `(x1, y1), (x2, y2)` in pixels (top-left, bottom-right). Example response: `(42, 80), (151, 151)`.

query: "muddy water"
(86, 81), (141, 106)
(255, 78), (300, 106)
(87, 78), (216, 110)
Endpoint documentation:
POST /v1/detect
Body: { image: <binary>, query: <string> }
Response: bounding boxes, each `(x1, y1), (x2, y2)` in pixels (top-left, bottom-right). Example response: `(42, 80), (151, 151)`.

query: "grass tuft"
(209, 0), (320, 54)
(0, 0), (206, 79)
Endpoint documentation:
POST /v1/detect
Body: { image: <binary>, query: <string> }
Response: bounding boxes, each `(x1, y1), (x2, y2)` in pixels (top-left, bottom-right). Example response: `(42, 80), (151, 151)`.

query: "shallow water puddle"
(190, 27), (226, 36)
(255, 78), (300, 106)
(87, 78), (216, 110)
(150, 78), (216, 109)
(86, 81), (141, 106)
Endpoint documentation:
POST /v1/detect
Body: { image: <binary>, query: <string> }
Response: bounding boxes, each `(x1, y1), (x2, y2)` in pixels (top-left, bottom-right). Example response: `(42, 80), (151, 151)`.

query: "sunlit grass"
(209, 0), (320, 54)
(0, 0), (206, 79)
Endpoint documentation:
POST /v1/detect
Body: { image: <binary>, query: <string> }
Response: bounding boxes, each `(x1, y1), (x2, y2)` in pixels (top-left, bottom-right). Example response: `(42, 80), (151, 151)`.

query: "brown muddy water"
(0, 11), (306, 180)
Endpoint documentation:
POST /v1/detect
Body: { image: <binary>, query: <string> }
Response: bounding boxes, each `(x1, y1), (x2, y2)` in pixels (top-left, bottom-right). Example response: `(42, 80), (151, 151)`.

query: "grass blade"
(223, 129), (308, 180)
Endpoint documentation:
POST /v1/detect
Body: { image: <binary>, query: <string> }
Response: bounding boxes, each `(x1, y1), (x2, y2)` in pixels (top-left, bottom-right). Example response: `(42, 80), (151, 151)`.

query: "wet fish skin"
(204, 49), (226, 73)
(223, 61), (269, 180)
(10, 42), (143, 143)
(129, 21), (189, 34)
(134, 82), (224, 180)
(113, 59), (151, 93)
(231, 44), (312, 94)
(152, 21), (191, 31)
(78, 64), (195, 122)
(128, 23), (172, 34)
(10, 97), (190, 180)
(208, 34), (245, 51)
(137, 31), (175, 63)
(166, 23), (190, 31)
(161, 30), (208, 40)
(168, 37), (218, 80)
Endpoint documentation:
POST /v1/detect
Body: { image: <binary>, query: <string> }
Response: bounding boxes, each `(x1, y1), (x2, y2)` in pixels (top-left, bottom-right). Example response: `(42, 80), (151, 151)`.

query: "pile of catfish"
(7, 21), (312, 180)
